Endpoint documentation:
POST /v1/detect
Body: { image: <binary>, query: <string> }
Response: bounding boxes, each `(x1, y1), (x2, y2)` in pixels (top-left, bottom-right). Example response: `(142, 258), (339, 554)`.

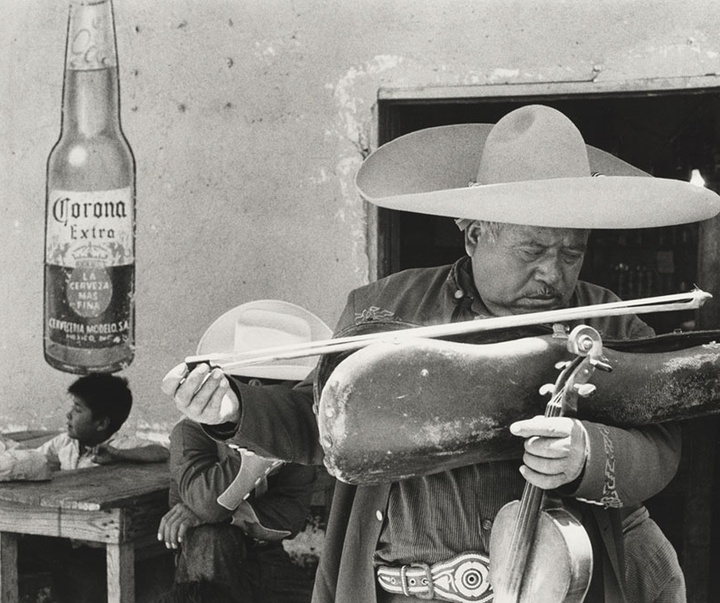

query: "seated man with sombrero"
(158, 300), (332, 603)
(163, 105), (720, 603)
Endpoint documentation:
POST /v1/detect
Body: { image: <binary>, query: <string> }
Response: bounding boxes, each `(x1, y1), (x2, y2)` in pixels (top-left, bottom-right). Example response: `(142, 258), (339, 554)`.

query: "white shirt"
(37, 430), (157, 470)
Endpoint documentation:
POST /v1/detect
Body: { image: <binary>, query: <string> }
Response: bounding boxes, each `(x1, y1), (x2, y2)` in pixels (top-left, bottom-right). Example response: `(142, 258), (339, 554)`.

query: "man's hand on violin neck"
(161, 363), (240, 425)
(510, 416), (588, 490)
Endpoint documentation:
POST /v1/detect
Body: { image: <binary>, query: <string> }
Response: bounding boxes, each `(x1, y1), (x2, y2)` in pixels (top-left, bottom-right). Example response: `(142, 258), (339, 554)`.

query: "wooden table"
(0, 462), (170, 603)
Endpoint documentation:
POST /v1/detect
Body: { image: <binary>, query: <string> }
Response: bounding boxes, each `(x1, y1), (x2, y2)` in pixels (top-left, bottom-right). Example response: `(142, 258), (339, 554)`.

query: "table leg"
(107, 542), (135, 603)
(0, 531), (18, 603)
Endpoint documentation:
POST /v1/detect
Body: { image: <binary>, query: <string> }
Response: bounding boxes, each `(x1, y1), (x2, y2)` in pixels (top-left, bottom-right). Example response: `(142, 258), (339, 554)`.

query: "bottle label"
(45, 187), (133, 349)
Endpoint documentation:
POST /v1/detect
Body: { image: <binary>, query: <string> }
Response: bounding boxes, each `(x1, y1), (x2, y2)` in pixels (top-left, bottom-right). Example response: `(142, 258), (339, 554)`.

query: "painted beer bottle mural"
(44, 0), (135, 373)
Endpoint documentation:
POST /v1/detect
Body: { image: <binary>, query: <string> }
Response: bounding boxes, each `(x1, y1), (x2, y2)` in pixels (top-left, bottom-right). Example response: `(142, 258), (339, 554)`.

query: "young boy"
(37, 373), (168, 469)
(22, 373), (169, 603)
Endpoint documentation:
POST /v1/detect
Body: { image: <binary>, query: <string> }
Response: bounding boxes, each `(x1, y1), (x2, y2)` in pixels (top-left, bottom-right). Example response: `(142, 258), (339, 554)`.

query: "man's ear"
(464, 221), (482, 256)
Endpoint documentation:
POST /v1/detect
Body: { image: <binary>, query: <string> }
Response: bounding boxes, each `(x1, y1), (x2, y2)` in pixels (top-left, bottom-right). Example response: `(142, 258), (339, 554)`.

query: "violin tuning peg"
(590, 357), (613, 372)
(574, 383), (597, 397)
(554, 360), (571, 370)
(539, 383), (555, 396)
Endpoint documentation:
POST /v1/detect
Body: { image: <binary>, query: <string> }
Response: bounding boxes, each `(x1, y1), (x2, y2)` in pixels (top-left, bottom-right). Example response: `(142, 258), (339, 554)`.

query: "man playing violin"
(162, 105), (720, 603)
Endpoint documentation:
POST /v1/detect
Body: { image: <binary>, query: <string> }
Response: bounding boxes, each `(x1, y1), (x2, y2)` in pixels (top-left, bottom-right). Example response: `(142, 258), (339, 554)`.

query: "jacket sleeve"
(229, 462), (317, 541)
(168, 477), (182, 507)
(248, 463), (316, 537)
(170, 419), (239, 523)
(574, 293), (682, 506)
(220, 380), (323, 465)
(570, 421), (681, 507)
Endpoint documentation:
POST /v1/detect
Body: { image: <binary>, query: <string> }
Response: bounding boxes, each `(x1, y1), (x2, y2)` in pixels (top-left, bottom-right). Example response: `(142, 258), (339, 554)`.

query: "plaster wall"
(3, 0), (720, 438)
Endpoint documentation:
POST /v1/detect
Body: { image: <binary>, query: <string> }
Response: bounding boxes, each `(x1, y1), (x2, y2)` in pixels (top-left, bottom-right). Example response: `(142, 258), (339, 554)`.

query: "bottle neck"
(62, 67), (121, 136)
(61, 0), (121, 136)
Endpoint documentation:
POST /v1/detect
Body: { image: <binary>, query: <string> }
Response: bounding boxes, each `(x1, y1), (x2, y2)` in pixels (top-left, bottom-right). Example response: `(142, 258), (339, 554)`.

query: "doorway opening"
(376, 91), (720, 335)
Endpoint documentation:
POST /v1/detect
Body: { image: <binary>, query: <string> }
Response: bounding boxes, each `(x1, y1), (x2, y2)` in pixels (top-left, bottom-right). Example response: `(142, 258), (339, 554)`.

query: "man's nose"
(534, 257), (563, 285)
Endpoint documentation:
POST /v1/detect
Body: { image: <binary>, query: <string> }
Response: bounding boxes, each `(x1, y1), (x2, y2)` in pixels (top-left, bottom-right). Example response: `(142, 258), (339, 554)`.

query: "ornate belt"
(376, 552), (494, 602)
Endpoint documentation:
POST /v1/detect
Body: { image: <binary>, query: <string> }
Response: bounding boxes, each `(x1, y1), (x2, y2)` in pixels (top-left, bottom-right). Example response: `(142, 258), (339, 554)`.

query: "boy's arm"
(0, 436), (53, 481)
(93, 444), (169, 464)
(92, 435), (169, 465)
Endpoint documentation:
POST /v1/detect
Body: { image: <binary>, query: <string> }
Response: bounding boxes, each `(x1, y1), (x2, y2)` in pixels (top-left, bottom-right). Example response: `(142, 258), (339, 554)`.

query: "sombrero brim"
(356, 124), (720, 229)
(196, 299), (333, 380)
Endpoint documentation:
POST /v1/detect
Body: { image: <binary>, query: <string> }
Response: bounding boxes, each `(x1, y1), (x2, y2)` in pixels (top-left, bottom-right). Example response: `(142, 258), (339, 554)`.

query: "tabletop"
(0, 461), (172, 603)
(0, 462), (170, 511)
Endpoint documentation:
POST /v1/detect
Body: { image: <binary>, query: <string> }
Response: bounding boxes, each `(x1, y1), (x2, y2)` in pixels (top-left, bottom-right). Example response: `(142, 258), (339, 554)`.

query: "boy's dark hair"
(155, 580), (238, 603)
(68, 374), (132, 436)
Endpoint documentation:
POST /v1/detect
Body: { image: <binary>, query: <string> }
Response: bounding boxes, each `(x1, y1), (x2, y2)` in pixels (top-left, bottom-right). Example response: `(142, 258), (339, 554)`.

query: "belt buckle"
(401, 562), (434, 600)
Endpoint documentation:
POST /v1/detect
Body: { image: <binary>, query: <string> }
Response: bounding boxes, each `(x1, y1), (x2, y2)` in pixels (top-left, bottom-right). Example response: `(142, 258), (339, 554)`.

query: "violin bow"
(185, 289), (711, 373)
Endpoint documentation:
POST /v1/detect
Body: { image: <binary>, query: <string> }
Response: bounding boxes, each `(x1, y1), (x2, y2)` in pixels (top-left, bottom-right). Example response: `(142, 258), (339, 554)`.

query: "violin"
(488, 325), (611, 603)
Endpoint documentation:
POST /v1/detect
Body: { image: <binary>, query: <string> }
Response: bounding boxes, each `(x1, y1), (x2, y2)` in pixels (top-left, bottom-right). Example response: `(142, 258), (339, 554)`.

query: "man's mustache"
(525, 288), (561, 300)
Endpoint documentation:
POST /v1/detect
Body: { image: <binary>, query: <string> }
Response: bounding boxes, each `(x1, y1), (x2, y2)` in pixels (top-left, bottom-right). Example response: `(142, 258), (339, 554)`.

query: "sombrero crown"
(196, 299), (332, 380)
(356, 104), (720, 229)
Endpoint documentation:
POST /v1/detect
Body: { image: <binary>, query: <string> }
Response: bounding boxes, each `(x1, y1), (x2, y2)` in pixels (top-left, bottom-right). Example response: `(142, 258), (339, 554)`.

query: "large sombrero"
(356, 104), (720, 229)
(196, 299), (332, 380)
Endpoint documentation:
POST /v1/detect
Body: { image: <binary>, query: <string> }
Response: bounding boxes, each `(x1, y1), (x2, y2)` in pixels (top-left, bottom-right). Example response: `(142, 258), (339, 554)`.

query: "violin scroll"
(547, 326), (613, 416)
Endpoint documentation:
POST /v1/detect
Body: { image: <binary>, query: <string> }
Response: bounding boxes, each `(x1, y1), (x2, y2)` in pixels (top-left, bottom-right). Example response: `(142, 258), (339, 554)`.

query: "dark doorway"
(375, 91), (720, 602)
